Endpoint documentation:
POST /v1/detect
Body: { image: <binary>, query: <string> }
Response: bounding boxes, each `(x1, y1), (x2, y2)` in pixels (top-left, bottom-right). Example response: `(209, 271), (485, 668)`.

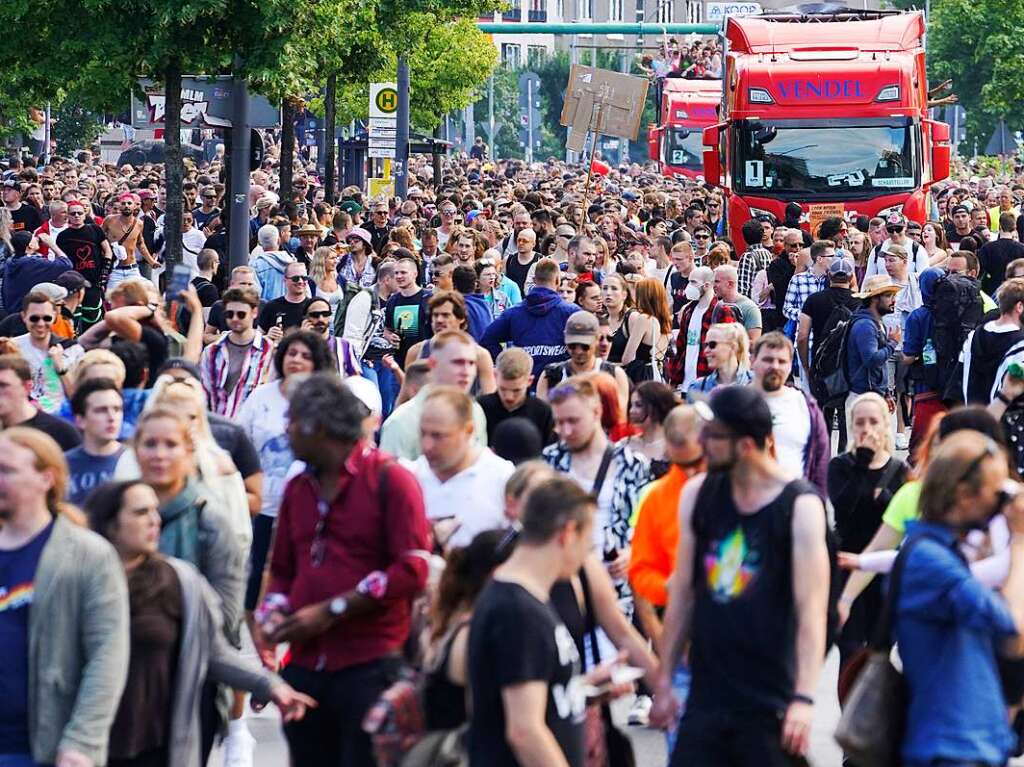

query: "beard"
(566, 427), (598, 454)
(761, 370), (785, 392)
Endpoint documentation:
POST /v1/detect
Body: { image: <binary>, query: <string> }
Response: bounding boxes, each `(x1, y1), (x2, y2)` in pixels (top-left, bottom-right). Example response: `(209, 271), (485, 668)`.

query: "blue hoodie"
(482, 286), (579, 379)
(463, 294), (493, 343)
(3, 254), (74, 315)
(904, 268), (943, 393)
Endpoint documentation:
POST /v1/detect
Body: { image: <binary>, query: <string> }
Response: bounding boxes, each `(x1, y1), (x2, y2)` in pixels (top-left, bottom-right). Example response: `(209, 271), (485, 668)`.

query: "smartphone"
(166, 263), (191, 300)
(582, 666), (646, 699)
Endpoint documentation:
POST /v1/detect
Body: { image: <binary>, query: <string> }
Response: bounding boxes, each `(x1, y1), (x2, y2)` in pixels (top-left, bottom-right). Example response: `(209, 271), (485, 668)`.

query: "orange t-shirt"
(628, 464), (690, 607)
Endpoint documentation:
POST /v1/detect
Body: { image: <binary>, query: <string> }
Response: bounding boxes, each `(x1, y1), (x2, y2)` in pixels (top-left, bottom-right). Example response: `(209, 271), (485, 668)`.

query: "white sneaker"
(895, 431), (910, 451)
(223, 721), (256, 767)
(627, 694), (653, 727)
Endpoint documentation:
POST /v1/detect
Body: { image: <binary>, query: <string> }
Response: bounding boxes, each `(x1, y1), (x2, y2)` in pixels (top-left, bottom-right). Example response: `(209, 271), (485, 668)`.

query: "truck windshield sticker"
(672, 150), (687, 164)
(871, 177), (915, 188)
(827, 171), (865, 187)
(745, 160), (764, 187)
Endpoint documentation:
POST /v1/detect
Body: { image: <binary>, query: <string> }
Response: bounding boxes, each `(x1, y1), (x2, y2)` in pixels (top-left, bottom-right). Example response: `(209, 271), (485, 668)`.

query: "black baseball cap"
(709, 386), (774, 442)
(54, 271), (92, 291)
(156, 357), (202, 381)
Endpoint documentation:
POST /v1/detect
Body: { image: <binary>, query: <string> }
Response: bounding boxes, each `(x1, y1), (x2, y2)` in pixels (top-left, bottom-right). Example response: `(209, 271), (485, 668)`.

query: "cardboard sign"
(808, 203), (845, 239)
(560, 66), (649, 151)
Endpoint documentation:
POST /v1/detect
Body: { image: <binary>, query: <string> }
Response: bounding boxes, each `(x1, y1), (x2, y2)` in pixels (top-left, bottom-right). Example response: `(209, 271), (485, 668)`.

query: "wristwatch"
(328, 596), (348, 618)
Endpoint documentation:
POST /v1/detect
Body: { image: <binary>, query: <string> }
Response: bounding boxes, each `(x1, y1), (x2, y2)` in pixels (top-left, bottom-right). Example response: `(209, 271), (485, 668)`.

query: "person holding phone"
(258, 261), (311, 341)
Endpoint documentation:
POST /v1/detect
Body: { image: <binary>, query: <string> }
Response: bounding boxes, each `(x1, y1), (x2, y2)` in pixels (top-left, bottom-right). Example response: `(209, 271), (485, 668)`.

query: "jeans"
(281, 657), (403, 767)
(670, 707), (809, 767)
(107, 264), (143, 293)
(362, 360), (400, 419)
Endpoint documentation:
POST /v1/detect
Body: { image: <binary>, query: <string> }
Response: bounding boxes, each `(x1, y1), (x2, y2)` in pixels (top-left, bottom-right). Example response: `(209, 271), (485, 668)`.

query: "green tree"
(921, 0), (1024, 149)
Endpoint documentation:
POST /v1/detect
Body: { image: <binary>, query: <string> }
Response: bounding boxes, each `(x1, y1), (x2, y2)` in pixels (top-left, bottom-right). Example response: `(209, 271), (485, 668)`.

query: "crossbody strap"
(591, 446), (615, 499)
(869, 532), (929, 651)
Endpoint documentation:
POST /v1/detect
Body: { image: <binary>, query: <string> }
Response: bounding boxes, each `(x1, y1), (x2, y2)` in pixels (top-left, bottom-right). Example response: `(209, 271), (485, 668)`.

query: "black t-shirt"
(114, 326), (168, 388)
(56, 224), (107, 286)
(207, 298), (266, 333)
(177, 276), (220, 330)
(800, 286), (859, 361)
(8, 204), (42, 234)
(385, 289), (430, 368)
(468, 580), (584, 767)
(22, 409), (81, 450)
(690, 473), (807, 714)
(669, 271), (689, 321)
(504, 252), (540, 294)
(477, 392), (555, 445)
(978, 238), (1024, 295)
(258, 296), (310, 333)
(209, 414), (261, 479)
(945, 221), (971, 245)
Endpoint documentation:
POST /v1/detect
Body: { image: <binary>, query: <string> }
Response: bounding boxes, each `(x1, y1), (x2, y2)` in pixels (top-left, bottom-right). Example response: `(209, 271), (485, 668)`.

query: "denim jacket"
(895, 521), (1018, 764)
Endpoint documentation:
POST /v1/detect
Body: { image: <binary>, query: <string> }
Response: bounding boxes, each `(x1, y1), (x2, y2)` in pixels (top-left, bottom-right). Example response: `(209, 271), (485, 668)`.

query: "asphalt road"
(218, 649), (846, 766)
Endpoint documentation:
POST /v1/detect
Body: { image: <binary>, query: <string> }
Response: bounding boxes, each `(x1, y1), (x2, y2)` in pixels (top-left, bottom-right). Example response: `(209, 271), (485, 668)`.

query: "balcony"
(528, 8), (548, 21)
(502, 8), (523, 21)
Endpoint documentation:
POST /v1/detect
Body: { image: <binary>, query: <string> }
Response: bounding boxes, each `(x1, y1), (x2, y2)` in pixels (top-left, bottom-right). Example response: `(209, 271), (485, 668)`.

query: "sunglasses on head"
(288, 275), (307, 283)
(28, 315), (53, 323)
(223, 310), (249, 319)
(306, 310), (331, 319)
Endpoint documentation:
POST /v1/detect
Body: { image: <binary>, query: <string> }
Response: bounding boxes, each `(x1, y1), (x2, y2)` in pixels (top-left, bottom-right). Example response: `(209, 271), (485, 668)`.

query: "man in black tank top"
(651, 386), (830, 766)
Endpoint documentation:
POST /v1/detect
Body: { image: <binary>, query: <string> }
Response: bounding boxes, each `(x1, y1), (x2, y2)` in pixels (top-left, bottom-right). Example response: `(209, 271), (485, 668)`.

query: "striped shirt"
(737, 245), (772, 298)
(200, 331), (275, 418)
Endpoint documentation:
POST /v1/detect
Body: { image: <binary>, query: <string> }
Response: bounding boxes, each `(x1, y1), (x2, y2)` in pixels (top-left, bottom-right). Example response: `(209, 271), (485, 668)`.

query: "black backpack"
(691, 471), (842, 654)
(929, 273), (984, 403)
(809, 302), (856, 408)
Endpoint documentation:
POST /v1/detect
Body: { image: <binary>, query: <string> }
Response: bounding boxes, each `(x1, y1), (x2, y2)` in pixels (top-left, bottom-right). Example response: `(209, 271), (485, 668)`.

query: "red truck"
(701, 11), (951, 245)
(648, 77), (722, 180)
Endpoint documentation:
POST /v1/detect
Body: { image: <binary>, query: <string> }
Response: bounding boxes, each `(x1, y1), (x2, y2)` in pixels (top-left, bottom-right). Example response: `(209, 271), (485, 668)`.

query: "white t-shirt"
(683, 302), (706, 389)
(410, 448), (514, 548)
(764, 386), (811, 477)
(236, 382), (291, 517)
(14, 335), (82, 413)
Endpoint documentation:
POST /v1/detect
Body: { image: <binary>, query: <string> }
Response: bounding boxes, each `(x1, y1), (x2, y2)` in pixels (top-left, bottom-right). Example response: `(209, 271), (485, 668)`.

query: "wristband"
(792, 693), (814, 706)
(997, 391), (1012, 406)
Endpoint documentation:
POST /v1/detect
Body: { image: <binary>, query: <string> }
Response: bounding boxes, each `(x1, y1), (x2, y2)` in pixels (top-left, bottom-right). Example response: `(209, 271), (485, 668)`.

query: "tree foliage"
(925, 0), (1024, 147)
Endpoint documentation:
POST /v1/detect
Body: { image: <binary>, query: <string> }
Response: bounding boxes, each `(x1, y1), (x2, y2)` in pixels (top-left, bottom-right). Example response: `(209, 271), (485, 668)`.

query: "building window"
(687, 0), (701, 22)
(577, 0), (593, 20)
(609, 0), (623, 21)
(501, 43), (522, 68)
(528, 45), (548, 66)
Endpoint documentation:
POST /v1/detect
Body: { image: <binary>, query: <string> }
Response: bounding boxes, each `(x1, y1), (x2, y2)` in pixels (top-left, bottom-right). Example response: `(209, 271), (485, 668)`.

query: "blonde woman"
(309, 246), (345, 326)
(686, 322), (752, 401)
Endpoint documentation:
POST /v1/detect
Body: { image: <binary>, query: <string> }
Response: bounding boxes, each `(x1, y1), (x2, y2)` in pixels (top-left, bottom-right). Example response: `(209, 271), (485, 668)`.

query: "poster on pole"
(130, 77), (279, 129)
(560, 66), (649, 152)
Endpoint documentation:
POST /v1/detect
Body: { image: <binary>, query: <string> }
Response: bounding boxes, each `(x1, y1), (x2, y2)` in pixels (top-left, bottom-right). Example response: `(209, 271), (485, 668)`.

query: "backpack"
(691, 471), (842, 653)
(543, 359), (617, 391)
(928, 273), (984, 403)
(332, 278), (374, 341)
(809, 303), (856, 408)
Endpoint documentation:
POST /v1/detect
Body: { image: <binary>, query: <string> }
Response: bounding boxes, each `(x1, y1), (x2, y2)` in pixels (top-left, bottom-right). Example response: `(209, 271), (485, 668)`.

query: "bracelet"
(792, 693), (814, 706)
(997, 391), (1013, 406)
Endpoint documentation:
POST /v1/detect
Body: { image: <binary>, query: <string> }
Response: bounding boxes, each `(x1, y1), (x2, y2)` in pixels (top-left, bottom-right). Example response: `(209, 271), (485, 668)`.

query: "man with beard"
(101, 193), (157, 292)
(843, 274), (902, 435)
(750, 332), (829, 494)
(56, 200), (112, 328)
(302, 297), (361, 378)
(651, 385), (830, 766)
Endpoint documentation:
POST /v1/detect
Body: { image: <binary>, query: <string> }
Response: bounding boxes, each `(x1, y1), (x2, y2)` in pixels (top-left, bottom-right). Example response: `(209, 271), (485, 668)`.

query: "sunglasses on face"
(28, 315), (53, 324)
(288, 275), (308, 283)
(223, 310), (249, 319)
(694, 233), (710, 240)
(705, 340), (729, 350)
(886, 226), (905, 234)
(567, 342), (592, 351)
(68, 210), (85, 216)
(306, 310), (332, 319)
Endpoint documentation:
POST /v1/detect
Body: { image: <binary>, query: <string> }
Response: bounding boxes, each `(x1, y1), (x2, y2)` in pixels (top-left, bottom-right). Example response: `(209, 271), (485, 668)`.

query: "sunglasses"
(705, 340), (729, 349)
(694, 234), (711, 240)
(68, 210), (86, 216)
(27, 315), (54, 323)
(886, 226), (905, 234)
(288, 275), (308, 283)
(441, 209), (457, 215)
(223, 310), (249, 319)
(567, 342), (592, 351)
(306, 310), (332, 319)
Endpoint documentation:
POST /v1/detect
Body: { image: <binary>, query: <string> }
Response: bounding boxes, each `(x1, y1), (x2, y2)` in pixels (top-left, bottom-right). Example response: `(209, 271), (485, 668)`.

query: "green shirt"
(881, 479), (921, 535)
(379, 385), (488, 460)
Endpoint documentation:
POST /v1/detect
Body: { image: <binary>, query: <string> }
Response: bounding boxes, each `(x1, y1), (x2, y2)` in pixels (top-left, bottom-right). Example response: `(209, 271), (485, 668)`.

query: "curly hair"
(272, 329), (333, 379)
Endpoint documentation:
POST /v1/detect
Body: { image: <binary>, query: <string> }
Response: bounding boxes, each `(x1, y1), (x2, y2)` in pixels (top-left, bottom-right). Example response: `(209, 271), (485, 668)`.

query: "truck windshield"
(734, 119), (918, 198)
(666, 127), (704, 169)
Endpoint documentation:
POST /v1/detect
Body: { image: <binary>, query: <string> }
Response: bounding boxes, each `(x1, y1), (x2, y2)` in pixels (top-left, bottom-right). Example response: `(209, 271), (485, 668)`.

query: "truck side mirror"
(928, 120), (951, 183)
(703, 123), (725, 187)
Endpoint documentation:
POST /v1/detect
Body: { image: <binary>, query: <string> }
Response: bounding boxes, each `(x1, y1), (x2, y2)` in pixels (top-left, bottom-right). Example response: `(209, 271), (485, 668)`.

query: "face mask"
(685, 283), (703, 301)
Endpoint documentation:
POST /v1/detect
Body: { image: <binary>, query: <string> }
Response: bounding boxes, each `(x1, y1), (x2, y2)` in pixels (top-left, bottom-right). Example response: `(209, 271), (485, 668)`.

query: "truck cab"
(649, 78), (722, 180)
(702, 11), (951, 245)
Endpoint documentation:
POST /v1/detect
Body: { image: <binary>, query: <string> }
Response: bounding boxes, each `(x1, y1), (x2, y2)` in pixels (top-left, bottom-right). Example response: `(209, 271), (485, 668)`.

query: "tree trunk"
(163, 59), (183, 269)
(279, 97), (296, 203)
(324, 73), (337, 204)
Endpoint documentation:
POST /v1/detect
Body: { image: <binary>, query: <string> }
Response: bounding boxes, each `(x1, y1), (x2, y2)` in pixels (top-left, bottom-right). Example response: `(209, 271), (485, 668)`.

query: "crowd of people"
(5, 135), (1024, 767)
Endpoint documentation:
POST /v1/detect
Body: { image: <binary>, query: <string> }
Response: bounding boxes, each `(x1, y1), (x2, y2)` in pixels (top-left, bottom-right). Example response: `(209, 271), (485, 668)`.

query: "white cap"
(344, 376), (382, 415)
